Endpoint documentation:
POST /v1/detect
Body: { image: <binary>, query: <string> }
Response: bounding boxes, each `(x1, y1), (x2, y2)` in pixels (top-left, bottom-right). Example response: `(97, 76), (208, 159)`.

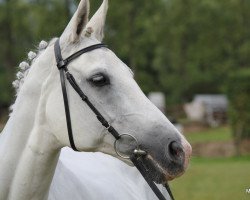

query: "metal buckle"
(105, 123), (111, 131)
(57, 60), (67, 69)
(114, 133), (146, 159)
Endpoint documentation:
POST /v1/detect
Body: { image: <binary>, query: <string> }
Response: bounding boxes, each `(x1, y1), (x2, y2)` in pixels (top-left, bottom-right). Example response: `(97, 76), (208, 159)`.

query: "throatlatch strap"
(59, 69), (78, 151)
(55, 39), (78, 151)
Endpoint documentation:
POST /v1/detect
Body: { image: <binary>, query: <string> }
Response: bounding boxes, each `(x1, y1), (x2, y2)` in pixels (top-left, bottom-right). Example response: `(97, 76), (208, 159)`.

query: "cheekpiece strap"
(54, 38), (108, 151)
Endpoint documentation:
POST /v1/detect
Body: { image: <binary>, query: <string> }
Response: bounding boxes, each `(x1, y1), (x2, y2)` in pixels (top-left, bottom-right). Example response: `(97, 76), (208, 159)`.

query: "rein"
(54, 39), (175, 200)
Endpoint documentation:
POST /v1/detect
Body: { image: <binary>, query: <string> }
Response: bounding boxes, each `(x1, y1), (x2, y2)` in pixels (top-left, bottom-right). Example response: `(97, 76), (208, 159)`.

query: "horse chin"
(141, 154), (182, 184)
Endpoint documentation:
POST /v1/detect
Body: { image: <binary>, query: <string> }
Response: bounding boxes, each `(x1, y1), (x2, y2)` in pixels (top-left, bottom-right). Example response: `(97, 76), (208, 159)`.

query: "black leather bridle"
(54, 38), (175, 200)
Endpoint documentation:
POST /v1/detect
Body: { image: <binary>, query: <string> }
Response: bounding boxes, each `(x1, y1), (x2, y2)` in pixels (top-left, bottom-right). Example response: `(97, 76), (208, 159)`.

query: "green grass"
(170, 156), (250, 200)
(185, 126), (232, 144)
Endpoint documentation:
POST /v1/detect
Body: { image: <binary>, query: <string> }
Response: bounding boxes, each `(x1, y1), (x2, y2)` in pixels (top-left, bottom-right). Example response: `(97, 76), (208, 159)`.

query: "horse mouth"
(141, 154), (185, 184)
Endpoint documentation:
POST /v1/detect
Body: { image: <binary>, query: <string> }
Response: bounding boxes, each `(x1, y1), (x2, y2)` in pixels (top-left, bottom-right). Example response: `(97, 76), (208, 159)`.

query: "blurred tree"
(155, 0), (250, 105)
(0, 0), (70, 112)
(0, 0), (249, 113)
(103, 0), (167, 93)
(226, 69), (250, 155)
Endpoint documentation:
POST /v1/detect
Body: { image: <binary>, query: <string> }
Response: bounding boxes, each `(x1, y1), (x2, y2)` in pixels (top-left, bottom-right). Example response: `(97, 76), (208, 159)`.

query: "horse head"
(44, 0), (191, 184)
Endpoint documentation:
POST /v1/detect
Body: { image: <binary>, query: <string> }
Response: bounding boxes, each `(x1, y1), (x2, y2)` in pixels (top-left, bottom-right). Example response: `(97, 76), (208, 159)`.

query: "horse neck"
(0, 45), (61, 200)
(8, 123), (61, 200)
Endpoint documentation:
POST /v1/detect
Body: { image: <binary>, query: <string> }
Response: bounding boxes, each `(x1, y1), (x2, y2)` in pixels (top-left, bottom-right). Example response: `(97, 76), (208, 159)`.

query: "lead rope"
(54, 39), (174, 200)
(131, 154), (175, 200)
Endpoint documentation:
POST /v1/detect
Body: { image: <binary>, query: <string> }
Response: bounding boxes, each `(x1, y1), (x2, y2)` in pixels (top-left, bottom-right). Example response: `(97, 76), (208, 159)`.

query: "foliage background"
(0, 0), (249, 109)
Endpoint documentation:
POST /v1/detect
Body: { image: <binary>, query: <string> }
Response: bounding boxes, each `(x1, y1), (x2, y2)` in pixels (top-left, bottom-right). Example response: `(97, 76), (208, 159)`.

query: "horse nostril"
(169, 141), (183, 158)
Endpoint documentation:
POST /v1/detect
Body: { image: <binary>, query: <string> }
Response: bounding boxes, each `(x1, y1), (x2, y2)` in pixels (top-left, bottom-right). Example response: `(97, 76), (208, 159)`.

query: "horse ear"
(84, 0), (108, 42)
(61, 0), (90, 43)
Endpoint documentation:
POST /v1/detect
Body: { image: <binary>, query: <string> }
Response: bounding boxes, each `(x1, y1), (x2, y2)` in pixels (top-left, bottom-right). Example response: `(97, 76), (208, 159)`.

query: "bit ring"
(114, 133), (139, 159)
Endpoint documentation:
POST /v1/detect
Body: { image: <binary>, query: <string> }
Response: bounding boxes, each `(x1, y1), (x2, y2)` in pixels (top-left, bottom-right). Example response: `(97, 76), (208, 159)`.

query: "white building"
(184, 94), (228, 127)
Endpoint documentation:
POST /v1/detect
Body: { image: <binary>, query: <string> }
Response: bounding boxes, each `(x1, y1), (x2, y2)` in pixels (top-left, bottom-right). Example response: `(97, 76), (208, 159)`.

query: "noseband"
(54, 39), (175, 200)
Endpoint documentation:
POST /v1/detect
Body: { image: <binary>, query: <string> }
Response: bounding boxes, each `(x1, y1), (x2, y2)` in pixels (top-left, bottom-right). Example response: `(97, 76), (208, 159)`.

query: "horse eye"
(89, 74), (110, 87)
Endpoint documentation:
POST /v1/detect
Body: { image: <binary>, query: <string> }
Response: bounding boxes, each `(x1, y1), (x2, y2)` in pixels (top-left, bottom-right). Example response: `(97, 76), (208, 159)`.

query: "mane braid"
(9, 40), (50, 115)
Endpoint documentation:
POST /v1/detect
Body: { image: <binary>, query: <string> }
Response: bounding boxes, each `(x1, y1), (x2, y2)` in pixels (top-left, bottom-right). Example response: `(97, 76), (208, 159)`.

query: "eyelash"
(88, 73), (110, 87)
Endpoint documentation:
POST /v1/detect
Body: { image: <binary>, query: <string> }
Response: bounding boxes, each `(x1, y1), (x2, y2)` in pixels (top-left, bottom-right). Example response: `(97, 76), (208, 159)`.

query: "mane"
(9, 38), (57, 115)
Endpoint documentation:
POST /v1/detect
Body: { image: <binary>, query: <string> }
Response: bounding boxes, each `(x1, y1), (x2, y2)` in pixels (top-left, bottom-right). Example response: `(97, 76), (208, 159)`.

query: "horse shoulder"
(49, 148), (168, 200)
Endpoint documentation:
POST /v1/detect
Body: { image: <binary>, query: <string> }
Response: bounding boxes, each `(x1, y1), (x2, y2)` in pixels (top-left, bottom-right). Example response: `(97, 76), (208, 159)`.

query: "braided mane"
(12, 40), (49, 94)
(9, 40), (49, 114)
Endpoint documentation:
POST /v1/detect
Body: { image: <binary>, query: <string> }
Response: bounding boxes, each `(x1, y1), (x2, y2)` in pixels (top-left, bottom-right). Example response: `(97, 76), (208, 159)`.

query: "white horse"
(0, 0), (192, 200)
